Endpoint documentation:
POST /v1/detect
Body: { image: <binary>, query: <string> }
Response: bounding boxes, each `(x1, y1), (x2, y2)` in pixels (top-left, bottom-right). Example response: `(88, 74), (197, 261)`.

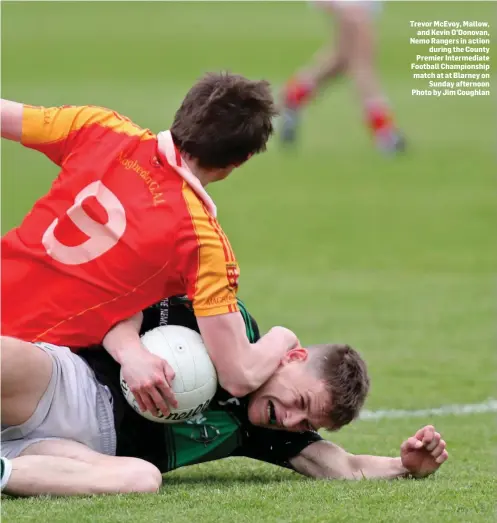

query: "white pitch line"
(359, 399), (497, 421)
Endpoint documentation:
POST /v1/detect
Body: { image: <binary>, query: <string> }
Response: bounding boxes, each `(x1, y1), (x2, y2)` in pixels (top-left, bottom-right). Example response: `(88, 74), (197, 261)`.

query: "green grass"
(1, 1), (495, 522)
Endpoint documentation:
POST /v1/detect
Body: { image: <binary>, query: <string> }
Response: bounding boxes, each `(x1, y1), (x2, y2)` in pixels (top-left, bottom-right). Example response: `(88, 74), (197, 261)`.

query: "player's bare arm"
(0, 99), (23, 141)
(102, 312), (178, 416)
(197, 313), (299, 397)
(290, 425), (448, 480)
(104, 309), (298, 408)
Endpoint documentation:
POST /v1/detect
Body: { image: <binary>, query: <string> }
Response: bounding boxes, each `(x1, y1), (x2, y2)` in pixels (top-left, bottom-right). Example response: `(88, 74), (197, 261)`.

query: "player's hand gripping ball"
(121, 326), (218, 423)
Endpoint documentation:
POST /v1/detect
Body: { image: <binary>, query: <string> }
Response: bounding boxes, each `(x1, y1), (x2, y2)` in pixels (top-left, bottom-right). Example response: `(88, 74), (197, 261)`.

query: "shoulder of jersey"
(77, 105), (156, 141)
(179, 183), (217, 224)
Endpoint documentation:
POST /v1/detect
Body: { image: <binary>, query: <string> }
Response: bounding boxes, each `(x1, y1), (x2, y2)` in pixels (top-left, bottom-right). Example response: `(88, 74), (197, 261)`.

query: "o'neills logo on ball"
(121, 377), (212, 422)
(161, 400), (213, 421)
(121, 378), (130, 394)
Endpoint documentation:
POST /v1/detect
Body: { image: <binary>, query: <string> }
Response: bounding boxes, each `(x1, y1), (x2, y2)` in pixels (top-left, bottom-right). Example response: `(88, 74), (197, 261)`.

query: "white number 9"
(42, 181), (126, 265)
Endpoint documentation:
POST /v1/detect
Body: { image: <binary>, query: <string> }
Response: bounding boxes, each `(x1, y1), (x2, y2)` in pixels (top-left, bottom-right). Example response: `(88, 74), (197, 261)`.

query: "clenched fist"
(400, 425), (448, 478)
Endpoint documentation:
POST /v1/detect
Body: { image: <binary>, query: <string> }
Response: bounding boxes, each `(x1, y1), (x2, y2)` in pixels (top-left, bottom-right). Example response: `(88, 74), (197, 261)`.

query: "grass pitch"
(1, 2), (495, 522)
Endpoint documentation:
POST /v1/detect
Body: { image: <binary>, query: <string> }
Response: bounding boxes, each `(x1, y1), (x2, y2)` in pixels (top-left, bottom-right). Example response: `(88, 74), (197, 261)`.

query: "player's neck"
(183, 156), (217, 187)
(190, 168), (211, 187)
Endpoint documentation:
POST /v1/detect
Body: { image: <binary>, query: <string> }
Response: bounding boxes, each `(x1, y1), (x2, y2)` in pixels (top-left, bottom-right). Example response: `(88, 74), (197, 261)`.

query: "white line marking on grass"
(359, 399), (497, 421)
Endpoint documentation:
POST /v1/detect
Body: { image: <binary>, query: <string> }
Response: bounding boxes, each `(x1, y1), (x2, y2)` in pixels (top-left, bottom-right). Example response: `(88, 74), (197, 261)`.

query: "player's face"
(247, 348), (332, 432)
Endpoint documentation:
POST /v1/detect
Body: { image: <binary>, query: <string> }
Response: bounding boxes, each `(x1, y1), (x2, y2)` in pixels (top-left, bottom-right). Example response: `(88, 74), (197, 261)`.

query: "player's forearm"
(219, 326), (297, 397)
(102, 312), (145, 364)
(241, 326), (299, 391)
(297, 455), (408, 481)
(347, 455), (409, 480)
(198, 314), (298, 397)
(291, 441), (410, 481)
(1, 99), (23, 141)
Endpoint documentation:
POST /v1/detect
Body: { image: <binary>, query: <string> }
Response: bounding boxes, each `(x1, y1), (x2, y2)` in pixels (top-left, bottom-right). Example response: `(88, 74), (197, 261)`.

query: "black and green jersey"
(79, 297), (322, 473)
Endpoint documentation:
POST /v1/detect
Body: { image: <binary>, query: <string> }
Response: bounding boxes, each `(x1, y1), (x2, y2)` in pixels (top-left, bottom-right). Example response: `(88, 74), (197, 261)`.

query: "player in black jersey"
(81, 297), (325, 473)
(0, 298), (448, 496)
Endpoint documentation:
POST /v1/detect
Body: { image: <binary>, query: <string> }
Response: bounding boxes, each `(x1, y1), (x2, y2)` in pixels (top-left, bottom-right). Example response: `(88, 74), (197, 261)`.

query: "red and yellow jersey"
(1, 105), (239, 348)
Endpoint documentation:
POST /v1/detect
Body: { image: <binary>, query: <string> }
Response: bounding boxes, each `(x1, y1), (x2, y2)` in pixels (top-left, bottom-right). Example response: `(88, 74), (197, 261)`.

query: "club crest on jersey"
(189, 424), (221, 447)
(226, 263), (240, 291)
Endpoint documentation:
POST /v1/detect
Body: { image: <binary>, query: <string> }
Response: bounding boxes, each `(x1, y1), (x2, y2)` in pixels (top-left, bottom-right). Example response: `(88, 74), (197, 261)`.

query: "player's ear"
(281, 347), (309, 365)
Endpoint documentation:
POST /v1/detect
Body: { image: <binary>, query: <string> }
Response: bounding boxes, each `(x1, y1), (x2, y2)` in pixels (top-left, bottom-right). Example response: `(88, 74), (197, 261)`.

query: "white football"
(120, 325), (218, 423)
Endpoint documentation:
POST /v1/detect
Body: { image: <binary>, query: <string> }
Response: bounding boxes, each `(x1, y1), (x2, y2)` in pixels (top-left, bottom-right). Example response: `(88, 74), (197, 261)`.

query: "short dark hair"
(309, 344), (370, 431)
(171, 72), (277, 169)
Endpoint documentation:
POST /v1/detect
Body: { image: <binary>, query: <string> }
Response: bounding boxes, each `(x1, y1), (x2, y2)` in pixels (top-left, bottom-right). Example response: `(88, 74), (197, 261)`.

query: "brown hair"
(170, 72), (277, 169)
(309, 344), (370, 431)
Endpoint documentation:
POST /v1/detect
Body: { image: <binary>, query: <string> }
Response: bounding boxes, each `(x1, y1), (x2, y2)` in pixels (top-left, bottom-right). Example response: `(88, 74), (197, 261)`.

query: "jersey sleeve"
(21, 104), (117, 166)
(179, 187), (240, 317)
(141, 297), (259, 345)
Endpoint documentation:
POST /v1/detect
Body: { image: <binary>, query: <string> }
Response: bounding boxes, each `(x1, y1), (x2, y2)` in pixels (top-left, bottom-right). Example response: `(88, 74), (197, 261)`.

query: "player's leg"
(280, 9), (345, 144)
(1, 439), (162, 496)
(0, 339), (162, 497)
(335, 3), (404, 152)
(281, 1), (404, 152)
(0, 336), (53, 426)
(2, 337), (117, 462)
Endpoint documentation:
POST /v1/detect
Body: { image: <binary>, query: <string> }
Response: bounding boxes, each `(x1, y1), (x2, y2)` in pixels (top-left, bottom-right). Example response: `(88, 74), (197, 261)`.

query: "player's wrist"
(116, 343), (148, 365)
(392, 457), (410, 477)
(395, 457), (422, 479)
(103, 331), (146, 365)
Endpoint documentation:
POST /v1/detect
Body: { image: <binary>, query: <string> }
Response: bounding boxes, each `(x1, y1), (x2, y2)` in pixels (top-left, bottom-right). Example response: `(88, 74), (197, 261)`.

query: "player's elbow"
(319, 454), (361, 481)
(1, 99), (23, 142)
(220, 382), (252, 398)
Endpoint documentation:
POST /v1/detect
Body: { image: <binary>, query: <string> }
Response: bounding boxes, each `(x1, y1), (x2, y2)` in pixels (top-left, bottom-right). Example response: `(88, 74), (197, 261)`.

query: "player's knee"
(0, 336), (52, 424)
(120, 460), (162, 494)
(0, 336), (25, 387)
(1, 336), (21, 362)
(1, 336), (40, 372)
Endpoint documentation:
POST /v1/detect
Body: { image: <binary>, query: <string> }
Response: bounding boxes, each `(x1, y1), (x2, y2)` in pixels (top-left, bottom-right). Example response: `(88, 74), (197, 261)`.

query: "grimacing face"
(247, 348), (333, 432)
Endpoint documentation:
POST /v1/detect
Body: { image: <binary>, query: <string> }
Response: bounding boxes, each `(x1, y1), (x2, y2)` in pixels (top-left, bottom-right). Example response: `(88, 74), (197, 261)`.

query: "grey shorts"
(1, 342), (116, 459)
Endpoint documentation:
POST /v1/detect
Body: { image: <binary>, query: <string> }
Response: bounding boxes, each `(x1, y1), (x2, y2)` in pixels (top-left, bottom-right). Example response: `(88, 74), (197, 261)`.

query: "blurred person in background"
(280, 1), (405, 153)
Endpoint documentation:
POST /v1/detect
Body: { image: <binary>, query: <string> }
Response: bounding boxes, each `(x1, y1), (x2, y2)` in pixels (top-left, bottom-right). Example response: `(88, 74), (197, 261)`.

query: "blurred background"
(1, 2), (495, 521)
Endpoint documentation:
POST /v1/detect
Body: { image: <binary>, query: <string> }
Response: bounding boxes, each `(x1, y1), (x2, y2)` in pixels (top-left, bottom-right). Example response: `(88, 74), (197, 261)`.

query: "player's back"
(1, 105), (209, 347)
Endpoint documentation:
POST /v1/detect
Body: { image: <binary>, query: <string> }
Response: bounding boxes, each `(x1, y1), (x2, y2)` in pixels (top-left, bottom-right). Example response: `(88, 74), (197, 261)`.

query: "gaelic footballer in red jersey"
(2, 106), (238, 342)
(1, 73), (298, 416)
